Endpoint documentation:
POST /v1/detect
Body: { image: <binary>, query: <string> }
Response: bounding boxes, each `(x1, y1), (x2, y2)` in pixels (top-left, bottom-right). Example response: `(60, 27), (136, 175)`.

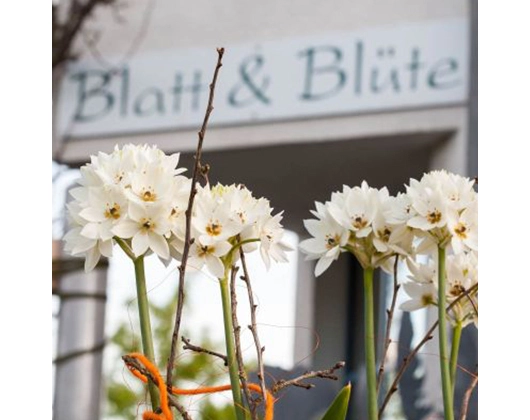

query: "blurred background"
(52, 1), (477, 419)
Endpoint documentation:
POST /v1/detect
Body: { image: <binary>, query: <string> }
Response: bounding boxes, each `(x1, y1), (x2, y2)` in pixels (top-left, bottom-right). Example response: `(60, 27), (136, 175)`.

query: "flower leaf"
(321, 382), (351, 420)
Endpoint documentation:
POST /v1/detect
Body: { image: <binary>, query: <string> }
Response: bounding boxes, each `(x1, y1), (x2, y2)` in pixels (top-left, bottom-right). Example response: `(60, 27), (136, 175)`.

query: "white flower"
(78, 187), (128, 241)
(405, 170), (478, 248)
(258, 212), (292, 270)
(421, 170), (476, 211)
(407, 180), (450, 231)
(187, 238), (232, 278)
(92, 146), (136, 187)
(448, 199), (478, 254)
(167, 177), (191, 240)
(112, 201), (171, 259)
(400, 281), (437, 311)
(299, 202), (349, 276)
(126, 163), (175, 205)
(64, 202), (114, 272)
(402, 250), (478, 327)
(193, 186), (242, 245)
(328, 181), (382, 238)
(406, 257), (437, 284)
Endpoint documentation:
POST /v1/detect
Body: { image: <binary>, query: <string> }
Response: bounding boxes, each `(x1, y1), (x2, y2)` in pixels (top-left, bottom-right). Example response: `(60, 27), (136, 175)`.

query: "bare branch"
(459, 372), (478, 420)
(166, 48), (225, 387)
(230, 265), (256, 419)
(239, 248), (267, 407)
(53, 0), (116, 69)
(271, 361), (346, 394)
(377, 256), (400, 393)
(182, 336), (228, 366)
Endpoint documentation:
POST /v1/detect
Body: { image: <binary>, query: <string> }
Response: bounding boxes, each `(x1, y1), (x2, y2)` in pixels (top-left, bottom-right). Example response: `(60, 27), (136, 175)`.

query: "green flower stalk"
(363, 267), (378, 420)
(450, 320), (463, 394)
(133, 256), (161, 410)
(438, 246), (454, 420)
(219, 254), (248, 420)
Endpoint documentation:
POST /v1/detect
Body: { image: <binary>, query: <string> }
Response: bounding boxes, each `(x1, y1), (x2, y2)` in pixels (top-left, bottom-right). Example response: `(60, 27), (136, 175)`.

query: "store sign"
(57, 19), (469, 139)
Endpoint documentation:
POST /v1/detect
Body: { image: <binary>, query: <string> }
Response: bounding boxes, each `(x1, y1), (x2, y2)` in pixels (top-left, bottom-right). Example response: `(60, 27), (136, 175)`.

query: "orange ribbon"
(125, 353), (274, 420)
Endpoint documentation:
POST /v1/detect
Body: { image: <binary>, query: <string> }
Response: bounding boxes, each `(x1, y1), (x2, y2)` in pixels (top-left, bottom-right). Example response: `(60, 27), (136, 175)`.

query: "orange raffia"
(125, 352), (275, 420)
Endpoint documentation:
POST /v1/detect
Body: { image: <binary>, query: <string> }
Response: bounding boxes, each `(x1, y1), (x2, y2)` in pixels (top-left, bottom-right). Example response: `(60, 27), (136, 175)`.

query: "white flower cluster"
(402, 251), (478, 327)
(300, 170), (478, 326)
(299, 181), (414, 276)
(64, 144), (291, 274)
(400, 170), (478, 327)
(173, 183), (291, 278)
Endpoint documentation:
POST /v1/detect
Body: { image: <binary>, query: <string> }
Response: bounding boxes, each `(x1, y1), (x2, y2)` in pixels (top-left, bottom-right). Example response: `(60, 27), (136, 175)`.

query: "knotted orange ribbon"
(125, 353), (274, 420)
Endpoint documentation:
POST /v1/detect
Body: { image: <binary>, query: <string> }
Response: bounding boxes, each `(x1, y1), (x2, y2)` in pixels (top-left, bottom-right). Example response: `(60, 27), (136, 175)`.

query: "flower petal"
(132, 232), (149, 257)
(148, 232), (169, 259)
(112, 220), (139, 239)
(315, 257), (334, 276)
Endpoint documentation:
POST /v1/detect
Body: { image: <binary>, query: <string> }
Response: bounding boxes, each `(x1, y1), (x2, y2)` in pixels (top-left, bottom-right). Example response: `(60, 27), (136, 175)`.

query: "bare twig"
(122, 355), (192, 420)
(377, 256), (400, 393)
(166, 48), (225, 388)
(459, 372), (478, 420)
(230, 265), (256, 419)
(53, 0), (116, 69)
(379, 283), (479, 418)
(239, 248), (268, 406)
(271, 361), (346, 394)
(182, 336), (228, 366)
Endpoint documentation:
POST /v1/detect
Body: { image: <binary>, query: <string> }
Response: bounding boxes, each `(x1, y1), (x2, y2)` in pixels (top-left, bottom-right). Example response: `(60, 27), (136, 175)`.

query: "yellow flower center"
(325, 234), (340, 250)
(454, 222), (468, 239)
(114, 172), (124, 184)
(427, 210), (442, 224)
(352, 216), (368, 230)
(198, 245), (213, 257)
(105, 203), (121, 220)
(449, 283), (465, 297)
(140, 218), (155, 232)
(141, 188), (157, 202)
(206, 221), (222, 236)
(421, 294), (434, 306)
(378, 227), (392, 242)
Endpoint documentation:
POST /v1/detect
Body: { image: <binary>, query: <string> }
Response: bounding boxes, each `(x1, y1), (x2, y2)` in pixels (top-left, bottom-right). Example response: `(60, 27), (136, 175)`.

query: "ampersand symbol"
(229, 54), (271, 107)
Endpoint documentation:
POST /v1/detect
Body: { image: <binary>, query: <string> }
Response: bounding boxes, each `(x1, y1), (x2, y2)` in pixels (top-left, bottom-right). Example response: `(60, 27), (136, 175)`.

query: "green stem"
(363, 267), (378, 420)
(228, 238), (260, 256)
(438, 246), (454, 420)
(133, 256), (160, 410)
(219, 265), (248, 420)
(450, 321), (463, 394)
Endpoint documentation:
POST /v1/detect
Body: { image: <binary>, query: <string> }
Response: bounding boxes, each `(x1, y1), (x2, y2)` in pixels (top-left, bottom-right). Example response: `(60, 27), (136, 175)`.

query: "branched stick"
(166, 47), (225, 388)
(459, 371), (478, 420)
(122, 355), (192, 420)
(271, 361), (346, 394)
(182, 336), (228, 366)
(239, 248), (268, 407)
(53, 0), (116, 69)
(379, 283), (479, 418)
(230, 265), (256, 419)
(377, 256), (400, 393)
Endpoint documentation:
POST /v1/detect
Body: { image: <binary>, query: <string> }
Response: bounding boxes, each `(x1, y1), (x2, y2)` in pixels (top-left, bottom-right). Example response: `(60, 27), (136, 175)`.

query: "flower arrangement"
(300, 170), (478, 420)
(61, 50), (477, 420)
